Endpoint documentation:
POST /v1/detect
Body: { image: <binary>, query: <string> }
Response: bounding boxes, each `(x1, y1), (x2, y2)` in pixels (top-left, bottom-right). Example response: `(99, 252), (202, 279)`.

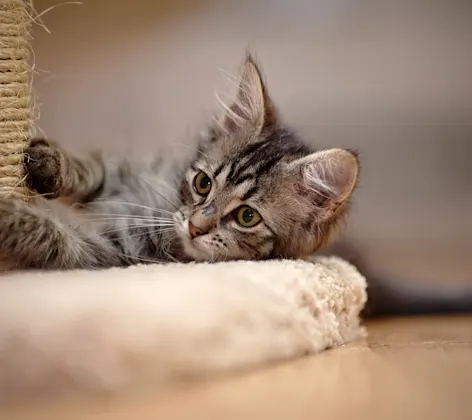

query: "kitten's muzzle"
(188, 208), (216, 239)
(188, 221), (207, 239)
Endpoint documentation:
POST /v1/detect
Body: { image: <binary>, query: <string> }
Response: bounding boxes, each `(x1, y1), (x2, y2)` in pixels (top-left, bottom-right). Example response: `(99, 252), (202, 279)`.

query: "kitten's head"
(174, 54), (358, 262)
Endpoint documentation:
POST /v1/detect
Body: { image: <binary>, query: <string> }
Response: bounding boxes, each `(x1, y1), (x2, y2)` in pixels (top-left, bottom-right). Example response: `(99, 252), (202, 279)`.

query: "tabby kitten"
(0, 54), (470, 317)
(0, 54), (356, 270)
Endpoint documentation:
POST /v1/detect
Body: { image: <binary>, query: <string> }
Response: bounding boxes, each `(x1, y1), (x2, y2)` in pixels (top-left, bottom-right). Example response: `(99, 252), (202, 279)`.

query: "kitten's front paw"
(25, 138), (64, 199)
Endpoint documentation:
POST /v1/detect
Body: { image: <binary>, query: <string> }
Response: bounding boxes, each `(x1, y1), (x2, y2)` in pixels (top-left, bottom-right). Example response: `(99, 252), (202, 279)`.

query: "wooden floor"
(3, 316), (472, 420)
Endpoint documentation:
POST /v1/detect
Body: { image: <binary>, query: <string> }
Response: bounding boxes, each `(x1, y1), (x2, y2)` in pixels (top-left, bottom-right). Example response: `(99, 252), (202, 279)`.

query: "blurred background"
(31, 0), (472, 281)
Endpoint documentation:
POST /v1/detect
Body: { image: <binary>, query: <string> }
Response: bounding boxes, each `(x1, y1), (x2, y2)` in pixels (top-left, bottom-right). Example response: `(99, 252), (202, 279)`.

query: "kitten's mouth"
(181, 236), (214, 262)
(173, 212), (212, 261)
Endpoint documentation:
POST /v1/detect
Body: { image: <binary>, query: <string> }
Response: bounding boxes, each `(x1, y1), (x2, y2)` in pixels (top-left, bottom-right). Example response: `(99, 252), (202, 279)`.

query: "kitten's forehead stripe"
(213, 162), (225, 178)
(228, 142), (271, 182)
(238, 140), (268, 160)
(233, 173), (254, 185)
(227, 160), (238, 181)
(223, 129), (312, 186)
(242, 185), (258, 201)
(253, 156), (280, 178)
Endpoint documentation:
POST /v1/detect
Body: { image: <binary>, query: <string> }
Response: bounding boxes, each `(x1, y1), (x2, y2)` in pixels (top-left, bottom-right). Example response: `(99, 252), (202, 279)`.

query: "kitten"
(0, 54), (470, 317)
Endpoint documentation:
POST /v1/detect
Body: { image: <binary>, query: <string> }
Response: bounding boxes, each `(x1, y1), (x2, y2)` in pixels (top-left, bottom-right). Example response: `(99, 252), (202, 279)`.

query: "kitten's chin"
(182, 241), (211, 262)
(179, 235), (229, 263)
(175, 231), (212, 262)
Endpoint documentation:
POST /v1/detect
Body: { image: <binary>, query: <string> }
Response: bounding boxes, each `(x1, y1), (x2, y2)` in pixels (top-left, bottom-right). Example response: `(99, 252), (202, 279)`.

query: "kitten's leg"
(25, 138), (105, 202)
(0, 199), (120, 270)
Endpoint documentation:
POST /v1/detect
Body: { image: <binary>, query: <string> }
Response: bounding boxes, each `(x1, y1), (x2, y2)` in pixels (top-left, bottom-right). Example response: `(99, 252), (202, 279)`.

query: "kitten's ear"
(220, 53), (278, 134)
(288, 148), (359, 221)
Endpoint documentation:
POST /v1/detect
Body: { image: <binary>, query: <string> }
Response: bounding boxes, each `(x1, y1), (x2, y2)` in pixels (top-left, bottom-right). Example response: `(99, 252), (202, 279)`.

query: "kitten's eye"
(193, 171), (212, 196)
(234, 206), (262, 228)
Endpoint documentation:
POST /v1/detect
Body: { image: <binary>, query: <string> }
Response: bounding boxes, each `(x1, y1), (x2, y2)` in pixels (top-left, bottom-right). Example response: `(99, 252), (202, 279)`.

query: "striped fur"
(0, 54), (357, 270)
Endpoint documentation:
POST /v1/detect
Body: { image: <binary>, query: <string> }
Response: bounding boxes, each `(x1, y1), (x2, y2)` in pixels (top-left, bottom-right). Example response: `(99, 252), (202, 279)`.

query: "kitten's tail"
(362, 275), (472, 317)
(325, 240), (472, 318)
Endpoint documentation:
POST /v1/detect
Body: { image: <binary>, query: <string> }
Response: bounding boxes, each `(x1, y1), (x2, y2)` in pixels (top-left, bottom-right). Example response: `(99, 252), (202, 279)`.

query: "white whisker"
(92, 200), (175, 215)
(86, 218), (173, 224)
(86, 216), (173, 222)
(102, 224), (175, 235)
(134, 176), (182, 213)
(87, 220), (174, 227)
(84, 213), (173, 220)
(118, 253), (165, 265)
(162, 248), (179, 263)
(127, 228), (173, 239)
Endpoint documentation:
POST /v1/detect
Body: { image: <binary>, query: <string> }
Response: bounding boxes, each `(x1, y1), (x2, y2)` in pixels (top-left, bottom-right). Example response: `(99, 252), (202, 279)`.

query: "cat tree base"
(0, 256), (366, 401)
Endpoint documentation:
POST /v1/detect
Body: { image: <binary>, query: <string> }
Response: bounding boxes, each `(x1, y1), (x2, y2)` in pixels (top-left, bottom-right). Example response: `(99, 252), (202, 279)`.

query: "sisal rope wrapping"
(0, 0), (32, 200)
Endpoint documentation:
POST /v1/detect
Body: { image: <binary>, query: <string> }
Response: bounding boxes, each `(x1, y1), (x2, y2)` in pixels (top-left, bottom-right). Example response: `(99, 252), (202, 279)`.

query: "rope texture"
(0, 0), (32, 200)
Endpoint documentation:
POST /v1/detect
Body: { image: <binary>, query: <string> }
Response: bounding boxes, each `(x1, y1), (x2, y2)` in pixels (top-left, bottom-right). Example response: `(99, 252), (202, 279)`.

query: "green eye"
(193, 171), (212, 196)
(234, 206), (262, 228)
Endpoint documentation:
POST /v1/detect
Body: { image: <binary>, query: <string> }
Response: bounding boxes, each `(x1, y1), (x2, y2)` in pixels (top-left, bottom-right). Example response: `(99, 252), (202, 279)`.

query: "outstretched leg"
(0, 199), (120, 270)
(25, 138), (105, 202)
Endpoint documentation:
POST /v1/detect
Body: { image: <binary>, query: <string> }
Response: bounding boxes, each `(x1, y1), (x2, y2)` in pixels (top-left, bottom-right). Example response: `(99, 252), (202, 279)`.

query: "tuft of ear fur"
(218, 53), (278, 134)
(289, 148), (359, 221)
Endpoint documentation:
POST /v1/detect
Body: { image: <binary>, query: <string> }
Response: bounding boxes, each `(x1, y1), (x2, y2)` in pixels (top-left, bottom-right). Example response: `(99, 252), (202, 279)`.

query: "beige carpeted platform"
(0, 256), (367, 402)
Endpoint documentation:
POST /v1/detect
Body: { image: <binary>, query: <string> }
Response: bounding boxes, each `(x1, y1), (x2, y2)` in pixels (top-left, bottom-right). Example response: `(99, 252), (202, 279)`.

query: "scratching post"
(0, 0), (32, 200)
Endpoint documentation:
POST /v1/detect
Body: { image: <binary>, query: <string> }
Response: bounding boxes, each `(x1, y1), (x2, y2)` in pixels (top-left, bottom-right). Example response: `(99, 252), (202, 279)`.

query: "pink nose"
(188, 221), (204, 239)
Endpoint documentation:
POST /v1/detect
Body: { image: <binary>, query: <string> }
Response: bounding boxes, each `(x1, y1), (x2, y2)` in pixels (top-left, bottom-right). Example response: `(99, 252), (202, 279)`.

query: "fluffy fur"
(0, 54), (358, 270)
